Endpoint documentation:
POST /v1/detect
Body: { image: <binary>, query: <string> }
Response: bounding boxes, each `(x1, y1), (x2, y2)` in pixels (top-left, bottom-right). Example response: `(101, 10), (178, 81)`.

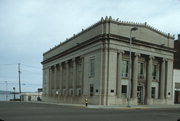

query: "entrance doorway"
(175, 91), (180, 104)
(137, 86), (143, 104)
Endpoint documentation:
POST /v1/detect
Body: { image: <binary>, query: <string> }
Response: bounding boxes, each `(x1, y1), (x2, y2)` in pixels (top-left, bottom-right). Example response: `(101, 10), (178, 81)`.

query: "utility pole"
(127, 27), (138, 107)
(18, 63), (21, 96)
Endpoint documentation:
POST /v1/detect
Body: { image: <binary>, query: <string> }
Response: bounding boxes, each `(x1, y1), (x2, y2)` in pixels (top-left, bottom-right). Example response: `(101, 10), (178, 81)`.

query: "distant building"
(21, 88), (42, 101)
(42, 17), (174, 105)
(174, 34), (180, 104)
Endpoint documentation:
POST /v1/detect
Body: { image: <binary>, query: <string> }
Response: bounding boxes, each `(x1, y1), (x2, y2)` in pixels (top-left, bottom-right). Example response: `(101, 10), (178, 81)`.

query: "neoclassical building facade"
(42, 17), (174, 105)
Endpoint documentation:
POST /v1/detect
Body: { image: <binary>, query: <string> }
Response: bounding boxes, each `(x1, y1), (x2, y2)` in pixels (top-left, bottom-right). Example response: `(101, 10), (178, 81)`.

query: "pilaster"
(160, 58), (166, 99)
(117, 50), (124, 98)
(132, 53), (140, 99)
(72, 58), (77, 96)
(65, 61), (69, 96)
(59, 63), (63, 96)
(146, 55), (154, 104)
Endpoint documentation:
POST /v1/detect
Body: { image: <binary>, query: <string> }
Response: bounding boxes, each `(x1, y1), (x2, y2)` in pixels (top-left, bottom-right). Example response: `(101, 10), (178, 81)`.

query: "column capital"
(149, 55), (155, 60)
(117, 50), (125, 54)
(72, 58), (76, 62)
(79, 55), (84, 59)
(167, 58), (173, 62)
(55, 64), (59, 68)
(162, 58), (167, 62)
(134, 53), (141, 57)
(65, 60), (69, 64)
(59, 62), (63, 66)
(50, 65), (55, 70)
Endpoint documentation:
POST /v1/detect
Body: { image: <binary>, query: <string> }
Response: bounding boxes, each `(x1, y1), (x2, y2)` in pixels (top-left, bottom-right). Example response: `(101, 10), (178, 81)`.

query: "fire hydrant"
(85, 98), (88, 107)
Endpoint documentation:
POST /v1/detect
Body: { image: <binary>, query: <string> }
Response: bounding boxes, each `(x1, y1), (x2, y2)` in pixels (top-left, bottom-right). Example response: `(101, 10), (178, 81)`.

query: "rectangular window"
(89, 58), (95, 77)
(152, 65), (157, 80)
(122, 60), (129, 78)
(121, 85), (127, 94)
(78, 89), (81, 96)
(90, 84), (94, 96)
(151, 87), (156, 98)
(138, 62), (144, 79)
(77, 88), (81, 96)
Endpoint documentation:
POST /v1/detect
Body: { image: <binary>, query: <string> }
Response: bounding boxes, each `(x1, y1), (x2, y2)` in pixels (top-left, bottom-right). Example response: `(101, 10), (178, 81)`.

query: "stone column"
(166, 59), (173, 99)
(59, 63), (63, 96)
(54, 65), (57, 96)
(132, 53), (140, 99)
(56, 65), (60, 95)
(147, 56), (154, 104)
(72, 58), (76, 96)
(117, 50), (124, 98)
(48, 68), (51, 96)
(81, 56), (84, 95)
(65, 61), (69, 96)
(52, 66), (55, 96)
(50, 66), (54, 96)
(160, 58), (166, 99)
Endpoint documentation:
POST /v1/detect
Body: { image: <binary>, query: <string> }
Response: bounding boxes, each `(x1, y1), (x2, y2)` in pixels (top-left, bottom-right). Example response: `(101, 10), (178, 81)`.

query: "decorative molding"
(42, 33), (174, 65)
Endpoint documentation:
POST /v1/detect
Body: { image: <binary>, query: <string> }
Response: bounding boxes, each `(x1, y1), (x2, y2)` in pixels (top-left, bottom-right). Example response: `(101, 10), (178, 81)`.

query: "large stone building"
(42, 17), (175, 105)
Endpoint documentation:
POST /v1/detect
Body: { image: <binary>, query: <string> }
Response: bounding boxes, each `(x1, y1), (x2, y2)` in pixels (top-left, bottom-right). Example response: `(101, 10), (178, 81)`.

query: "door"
(137, 86), (143, 104)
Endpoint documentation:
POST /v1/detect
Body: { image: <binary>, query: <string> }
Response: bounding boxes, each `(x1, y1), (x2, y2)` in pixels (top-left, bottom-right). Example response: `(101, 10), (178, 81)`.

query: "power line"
(0, 81), (41, 85)
(0, 64), (17, 67)
(0, 63), (41, 70)
(21, 64), (41, 70)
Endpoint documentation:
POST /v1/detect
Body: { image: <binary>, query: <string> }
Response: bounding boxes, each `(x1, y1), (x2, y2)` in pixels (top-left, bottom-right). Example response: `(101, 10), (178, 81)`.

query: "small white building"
(21, 92), (42, 102)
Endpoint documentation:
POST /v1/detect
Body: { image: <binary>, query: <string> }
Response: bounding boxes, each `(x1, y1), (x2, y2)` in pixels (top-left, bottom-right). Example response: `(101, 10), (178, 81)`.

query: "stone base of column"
(131, 98), (138, 105)
(146, 98), (152, 105)
(117, 95), (121, 98)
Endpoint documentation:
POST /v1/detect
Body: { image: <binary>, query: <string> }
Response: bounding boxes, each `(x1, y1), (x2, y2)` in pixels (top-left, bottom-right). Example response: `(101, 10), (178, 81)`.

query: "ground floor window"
(121, 85), (127, 97)
(175, 91), (180, 104)
(151, 87), (156, 98)
(90, 84), (94, 96)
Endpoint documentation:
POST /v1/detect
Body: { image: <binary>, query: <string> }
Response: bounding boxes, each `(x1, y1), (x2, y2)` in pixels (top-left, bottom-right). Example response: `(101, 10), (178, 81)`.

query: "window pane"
(122, 60), (128, 77)
(121, 85), (127, 93)
(152, 65), (157, 80)
(90, 84), (94, 96)
(140, 63), (143, 75)
(151, 87), (156, 98)
(90, 58), (95, 77)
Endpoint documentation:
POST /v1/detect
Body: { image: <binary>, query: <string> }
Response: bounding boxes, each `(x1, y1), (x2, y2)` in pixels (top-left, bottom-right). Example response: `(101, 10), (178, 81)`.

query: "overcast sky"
(0, 0), (180, 92)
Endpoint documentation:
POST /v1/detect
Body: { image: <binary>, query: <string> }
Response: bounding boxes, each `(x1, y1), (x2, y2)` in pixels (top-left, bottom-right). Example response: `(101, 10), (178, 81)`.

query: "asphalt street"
(0, 102), (180, 121)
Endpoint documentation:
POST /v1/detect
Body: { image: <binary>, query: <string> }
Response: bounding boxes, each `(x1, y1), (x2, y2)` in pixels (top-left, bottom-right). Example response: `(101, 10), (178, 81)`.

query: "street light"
(127, 27), (138, 107)
(13, 87), (16, 100)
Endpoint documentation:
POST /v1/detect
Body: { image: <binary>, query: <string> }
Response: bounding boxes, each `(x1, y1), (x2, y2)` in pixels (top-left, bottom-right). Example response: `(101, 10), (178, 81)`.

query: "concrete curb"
(26, 101), (180, 110)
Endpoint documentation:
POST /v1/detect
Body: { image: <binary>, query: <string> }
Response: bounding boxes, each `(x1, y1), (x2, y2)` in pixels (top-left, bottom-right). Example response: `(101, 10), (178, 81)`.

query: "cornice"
(42, 34), (175, 65)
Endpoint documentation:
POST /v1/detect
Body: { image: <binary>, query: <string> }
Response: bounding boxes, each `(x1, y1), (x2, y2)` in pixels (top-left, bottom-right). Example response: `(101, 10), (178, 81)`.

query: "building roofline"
(43, 16), (175, 55)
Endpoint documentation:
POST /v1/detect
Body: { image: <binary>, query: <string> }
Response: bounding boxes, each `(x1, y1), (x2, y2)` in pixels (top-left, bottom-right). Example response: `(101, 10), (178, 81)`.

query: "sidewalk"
(30, 101), (180, 110)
